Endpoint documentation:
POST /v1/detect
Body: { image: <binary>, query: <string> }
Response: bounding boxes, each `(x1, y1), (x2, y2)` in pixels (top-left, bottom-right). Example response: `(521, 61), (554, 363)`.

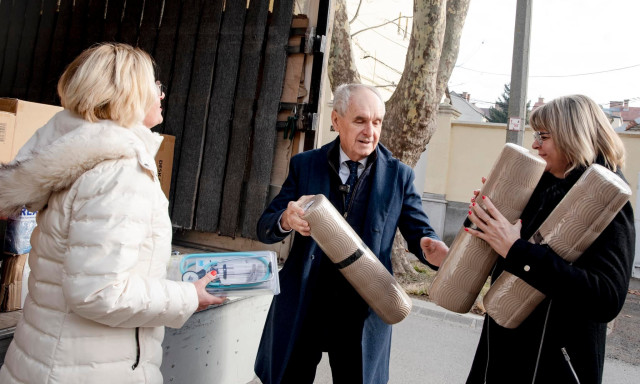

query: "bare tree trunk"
(382, 0), (447, 166)
(327, 0), (470, 275)
(436, 0), (471, 99)
(329, 0), (361, 90)
(390, 230), (418, 275)
(383, 0), (470, 275)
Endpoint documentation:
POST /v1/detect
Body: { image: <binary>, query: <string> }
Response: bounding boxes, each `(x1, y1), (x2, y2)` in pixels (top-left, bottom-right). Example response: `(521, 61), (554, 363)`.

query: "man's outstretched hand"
(420, 237), (449, 267)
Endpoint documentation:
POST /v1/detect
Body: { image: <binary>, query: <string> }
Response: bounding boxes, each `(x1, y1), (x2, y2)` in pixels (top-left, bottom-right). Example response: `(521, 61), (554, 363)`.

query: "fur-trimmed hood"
(0, 110), (163, 217)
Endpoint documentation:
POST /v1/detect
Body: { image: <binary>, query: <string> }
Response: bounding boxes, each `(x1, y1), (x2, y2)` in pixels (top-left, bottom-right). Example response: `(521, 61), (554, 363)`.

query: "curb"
(410, 298), (485, 329)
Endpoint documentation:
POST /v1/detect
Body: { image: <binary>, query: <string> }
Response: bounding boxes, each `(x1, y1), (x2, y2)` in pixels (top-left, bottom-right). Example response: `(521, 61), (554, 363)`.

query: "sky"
(347, 0), (640, 108)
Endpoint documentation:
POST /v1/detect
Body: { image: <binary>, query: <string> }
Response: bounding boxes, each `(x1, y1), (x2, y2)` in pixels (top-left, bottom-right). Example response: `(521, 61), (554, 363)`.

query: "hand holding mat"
(302, 194), (412, 325)
(483, 164), (632, 328)
(429, 143), (546, 313)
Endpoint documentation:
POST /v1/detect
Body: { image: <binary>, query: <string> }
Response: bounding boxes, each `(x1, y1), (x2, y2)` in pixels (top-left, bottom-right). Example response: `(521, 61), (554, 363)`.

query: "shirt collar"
(338, 146), (368, 169)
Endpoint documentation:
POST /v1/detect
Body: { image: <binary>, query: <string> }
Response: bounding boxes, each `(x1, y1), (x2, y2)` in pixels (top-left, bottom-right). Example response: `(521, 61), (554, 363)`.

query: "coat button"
(524, 265), (531, 272)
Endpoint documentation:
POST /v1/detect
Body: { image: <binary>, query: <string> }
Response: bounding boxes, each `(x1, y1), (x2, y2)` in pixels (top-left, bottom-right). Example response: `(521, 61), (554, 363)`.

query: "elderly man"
(254, 83), (448, 384)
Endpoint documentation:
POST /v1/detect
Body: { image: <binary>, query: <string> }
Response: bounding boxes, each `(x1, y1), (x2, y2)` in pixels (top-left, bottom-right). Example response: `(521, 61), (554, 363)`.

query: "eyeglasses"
(155, 80), (165, 97)
(533, 131), (551, 146)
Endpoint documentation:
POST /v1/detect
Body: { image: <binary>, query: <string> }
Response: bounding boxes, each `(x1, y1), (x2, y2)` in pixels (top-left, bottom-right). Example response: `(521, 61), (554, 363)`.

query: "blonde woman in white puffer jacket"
(0, 43), (224, 384)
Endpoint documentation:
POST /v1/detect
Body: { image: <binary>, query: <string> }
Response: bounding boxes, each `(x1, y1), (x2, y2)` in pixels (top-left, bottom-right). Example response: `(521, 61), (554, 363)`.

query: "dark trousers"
(280, 326), (363, 384)
(281, 255), (369, 384)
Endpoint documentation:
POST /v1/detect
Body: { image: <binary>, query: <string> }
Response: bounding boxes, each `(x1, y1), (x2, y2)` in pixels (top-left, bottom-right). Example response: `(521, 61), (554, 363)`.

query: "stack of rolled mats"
(429, 143), (547, 313)
(483, 164), (632, 328)
(302, 194), (412, 325)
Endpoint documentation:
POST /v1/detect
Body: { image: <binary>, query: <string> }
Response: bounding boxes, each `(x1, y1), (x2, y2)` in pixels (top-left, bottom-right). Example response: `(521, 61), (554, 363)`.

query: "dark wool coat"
(254, 138), (439, 384)
(467, 162), (636, 384)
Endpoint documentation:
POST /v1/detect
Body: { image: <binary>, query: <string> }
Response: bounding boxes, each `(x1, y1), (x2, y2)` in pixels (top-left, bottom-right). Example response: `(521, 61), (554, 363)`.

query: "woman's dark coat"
(254, 138), (439, 384)
(467, 162), (636, 384)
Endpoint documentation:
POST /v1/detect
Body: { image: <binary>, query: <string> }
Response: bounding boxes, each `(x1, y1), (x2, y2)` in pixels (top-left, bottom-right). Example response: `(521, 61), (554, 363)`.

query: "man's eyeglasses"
(155, 80), (165, 97)
(533, 131), (550, 146)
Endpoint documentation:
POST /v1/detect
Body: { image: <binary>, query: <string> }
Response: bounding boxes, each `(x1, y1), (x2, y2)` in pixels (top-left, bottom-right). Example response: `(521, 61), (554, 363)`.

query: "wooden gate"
(0, 0), (327, 239)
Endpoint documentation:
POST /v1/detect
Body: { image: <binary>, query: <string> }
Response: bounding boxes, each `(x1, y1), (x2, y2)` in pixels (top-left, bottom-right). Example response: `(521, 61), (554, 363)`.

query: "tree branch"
(349, 0), (363, 24)
(329, 0), (361, 90)
(351, 16), (413, 38)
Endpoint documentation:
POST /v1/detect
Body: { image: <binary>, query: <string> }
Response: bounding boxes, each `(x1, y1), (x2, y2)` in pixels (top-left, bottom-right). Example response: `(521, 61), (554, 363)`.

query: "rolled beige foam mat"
(429, 143), (546, 313)
(302, 194), (412, 325)
(484, 164), (632, 328)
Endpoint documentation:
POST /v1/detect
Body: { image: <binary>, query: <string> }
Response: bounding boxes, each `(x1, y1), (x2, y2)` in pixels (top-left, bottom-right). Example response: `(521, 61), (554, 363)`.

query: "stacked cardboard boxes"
(0, 99), (62, 311)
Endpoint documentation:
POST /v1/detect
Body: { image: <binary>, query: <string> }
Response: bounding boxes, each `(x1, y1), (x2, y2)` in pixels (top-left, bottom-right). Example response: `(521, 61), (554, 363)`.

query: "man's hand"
(420, 237), (449, 267)
(280, 195), (315, 236)
(193, 271), (226, 312)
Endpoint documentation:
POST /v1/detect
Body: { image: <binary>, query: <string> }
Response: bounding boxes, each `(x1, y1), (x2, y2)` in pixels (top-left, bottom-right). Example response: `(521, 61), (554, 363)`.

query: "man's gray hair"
(333, 83), (385, 115)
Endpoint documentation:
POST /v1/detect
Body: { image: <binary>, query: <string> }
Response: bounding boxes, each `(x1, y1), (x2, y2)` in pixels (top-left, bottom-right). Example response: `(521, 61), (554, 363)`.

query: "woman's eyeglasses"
(155, 80), (165, 97)
(533, 131), (550, 146)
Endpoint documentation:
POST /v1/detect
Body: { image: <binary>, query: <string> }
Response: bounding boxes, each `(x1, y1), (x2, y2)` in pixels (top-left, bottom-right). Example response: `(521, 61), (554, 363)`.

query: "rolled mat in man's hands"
(302, 194), (412, 325)
(429, 143), (546, 313)
(484, 164), (632, 328)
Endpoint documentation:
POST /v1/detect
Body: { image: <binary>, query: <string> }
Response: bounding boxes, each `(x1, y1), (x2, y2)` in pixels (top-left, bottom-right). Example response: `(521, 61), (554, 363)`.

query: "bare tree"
(329, 0), (471, 274)
(328, 0), (361, 87)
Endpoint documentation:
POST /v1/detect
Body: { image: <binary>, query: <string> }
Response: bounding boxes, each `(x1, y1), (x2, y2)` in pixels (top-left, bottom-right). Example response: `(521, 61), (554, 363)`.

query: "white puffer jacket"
(0, 110), (198, 384)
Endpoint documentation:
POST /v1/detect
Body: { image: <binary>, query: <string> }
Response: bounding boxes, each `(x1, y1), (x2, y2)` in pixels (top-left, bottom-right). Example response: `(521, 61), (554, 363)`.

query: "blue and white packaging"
(171, 251), (280, 297)
(4, 208), (37, 255)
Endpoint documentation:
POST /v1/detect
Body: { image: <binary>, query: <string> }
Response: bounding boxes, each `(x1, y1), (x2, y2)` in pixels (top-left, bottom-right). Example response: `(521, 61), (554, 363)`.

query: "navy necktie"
(345, 160), (359, 206)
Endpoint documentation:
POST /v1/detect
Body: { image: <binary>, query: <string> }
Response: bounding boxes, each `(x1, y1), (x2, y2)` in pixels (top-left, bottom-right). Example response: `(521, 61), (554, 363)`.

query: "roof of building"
(449, 91), (488, 122)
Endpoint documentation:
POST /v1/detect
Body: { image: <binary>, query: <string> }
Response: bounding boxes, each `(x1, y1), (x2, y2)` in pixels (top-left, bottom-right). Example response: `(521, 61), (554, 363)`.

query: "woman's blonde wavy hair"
(529, 94), (625, 174)
(57, 43), (157, 128)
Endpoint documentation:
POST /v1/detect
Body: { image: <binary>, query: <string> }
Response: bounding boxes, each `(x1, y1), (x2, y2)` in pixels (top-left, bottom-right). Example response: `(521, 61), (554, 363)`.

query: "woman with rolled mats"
(0, 43), (225, 383)
(464, 94), (635, 384)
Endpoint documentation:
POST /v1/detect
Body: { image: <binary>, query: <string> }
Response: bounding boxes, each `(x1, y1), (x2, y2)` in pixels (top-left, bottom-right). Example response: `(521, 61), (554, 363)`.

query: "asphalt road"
(249, 278), (640, 383)
(312, 279), (640, 384)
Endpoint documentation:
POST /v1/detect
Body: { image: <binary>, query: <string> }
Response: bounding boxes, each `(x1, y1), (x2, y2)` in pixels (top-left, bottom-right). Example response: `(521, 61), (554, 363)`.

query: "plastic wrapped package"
(169, 251), (280, 297)
(302, 194), (412, 325)
(4, 208), (37, 255)
(429, 143), (546, 313)
(483, 164), (632, 328)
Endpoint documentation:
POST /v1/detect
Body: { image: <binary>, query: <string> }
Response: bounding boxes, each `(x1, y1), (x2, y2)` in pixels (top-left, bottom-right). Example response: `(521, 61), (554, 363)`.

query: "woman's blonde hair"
(57, 43), (158, 128)
(529, 94), (625, 174)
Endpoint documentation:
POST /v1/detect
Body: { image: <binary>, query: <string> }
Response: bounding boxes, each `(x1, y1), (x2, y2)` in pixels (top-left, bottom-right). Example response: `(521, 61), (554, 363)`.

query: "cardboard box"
(0, 98), (63, 163)
(0, 98), (174, 197)
(156, 134), (175, 199)
(0, 253), (28, 311)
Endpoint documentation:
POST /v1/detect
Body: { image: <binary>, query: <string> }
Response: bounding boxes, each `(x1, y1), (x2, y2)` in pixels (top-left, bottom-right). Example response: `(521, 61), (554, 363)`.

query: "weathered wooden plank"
(241, 0), (295, 239)
(151, 0), (182, 134)
(171, 0), (224, 230)
(164, 0), (202, 227)
(83, 0), (106, 49)
(63, 0), (90, 68)
(26, 0), (58, 102)
(120, 0), (144, 45)
(0, 0), (28, 96)
(302, 0), (329, 151)
(0, 0), (15, 79)
(278, 16), (308, 110)
(137, 0), (163, 54)
(41, 0), (74, 105)
(212, 0), (270, 235)
(307, 0), (330, 111)
(102, 0), (125, 42)
(195, 0), (250, 234)
(8, 0), (42, 99)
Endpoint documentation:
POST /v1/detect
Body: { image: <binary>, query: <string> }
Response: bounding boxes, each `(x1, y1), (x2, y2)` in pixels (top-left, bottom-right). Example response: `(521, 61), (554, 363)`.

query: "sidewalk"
(606, 277), (640, 365)
(247, 278), (640, 384)
(410, 297), (484, 328)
